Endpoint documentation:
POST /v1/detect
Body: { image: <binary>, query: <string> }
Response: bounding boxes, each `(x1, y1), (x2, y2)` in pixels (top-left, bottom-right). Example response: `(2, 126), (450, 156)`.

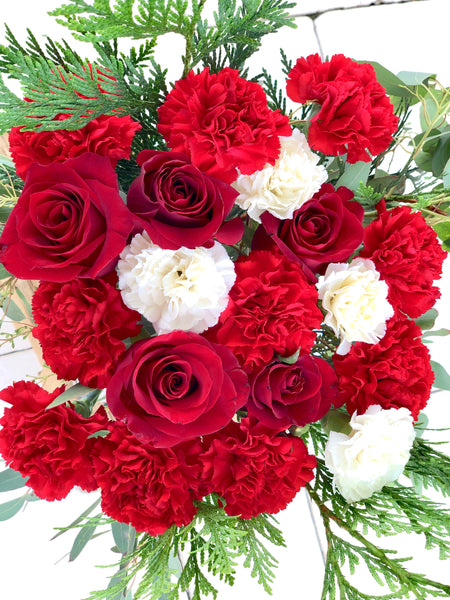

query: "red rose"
(0, 381), (108, 501)
(9, 114), (141, 180)
(92, 420), (203, 535)
(247, 355), (339, 429)
(157, 67), (291, 184)
(286, 54), (398, 163)
(253, 183), (364, 280)
(106, 331), (249, 447)
(359, 203), (446, 318)
(32, 276), (141, 389)
(0, 153), (134, 282)
(333, 316), (434, 420)
(205, 250), (323, 373)
(127, 149), (243, 249)
(201, 418), (316, 518)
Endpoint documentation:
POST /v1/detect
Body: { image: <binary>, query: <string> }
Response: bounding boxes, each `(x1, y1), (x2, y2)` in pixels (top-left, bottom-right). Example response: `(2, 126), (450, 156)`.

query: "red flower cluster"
(127, 149), (242, 249)
(206, 249), (322, 373)
(0, 381), (108, 501)
(247, 355), (339, 429)
(201, 418), (316, 518)
(359, 203), (446, 318)
(32, 277), (141, 389)
(157, 67), (291, 184)
(333, 316), (434, 420)
(286, 54), (398, 163)
(0, 154), (134, 282)
(92, 420), (204, 535)
(106, 331), (249, 447)
(9, 114), (141, 180)
(253, 183), (364, 280)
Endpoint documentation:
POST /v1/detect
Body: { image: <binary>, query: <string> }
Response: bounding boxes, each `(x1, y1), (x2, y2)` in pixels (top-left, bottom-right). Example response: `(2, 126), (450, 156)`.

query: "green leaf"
(0, 496), (25, 521)
(443, 157), (450, 189)
(0, 468), (29, 492)
(397, 71), (435, 86)
(1, 297), (25, 322)
(364, 61), (414, 98)
(422, 328), (450, 339)
(432, 129), (450, 177)
(111, 521), (136, 555)
(51, 496), (101, 540)
(70, 522), (98, 561)
(0, 263), (11, 280)
(46, 383), (98, 410)
(415, 308), (439, 331)
(430, 360), (450, 391)
(336, 161), (371, 191)
(87, 429), (110, 440)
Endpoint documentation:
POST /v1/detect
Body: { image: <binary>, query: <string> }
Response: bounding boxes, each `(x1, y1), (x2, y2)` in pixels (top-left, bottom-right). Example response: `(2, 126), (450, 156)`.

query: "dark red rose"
(106, 331), (249, 447)
(253, 183), (364, 280)
(32, 276), (141, 389)
(205, 249), (323, 373)
(92, 420), (203, 535)
(200, 418), (316, 518)
(247, 354), (339, 429)
(286, 54), (398, 163)
(157, 67), (291, 184)
(127, 149), (243, 249)
(333, 316), (434, 420)
(0, 153), (134, 282)
(358, 202), (446, 318)
(0, 381), (108, 501)
(9, 114), (141, 180)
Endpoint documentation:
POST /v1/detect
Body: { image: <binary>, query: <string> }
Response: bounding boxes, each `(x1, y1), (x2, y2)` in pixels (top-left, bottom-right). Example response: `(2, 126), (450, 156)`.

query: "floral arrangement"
(0, 1), (450, 599)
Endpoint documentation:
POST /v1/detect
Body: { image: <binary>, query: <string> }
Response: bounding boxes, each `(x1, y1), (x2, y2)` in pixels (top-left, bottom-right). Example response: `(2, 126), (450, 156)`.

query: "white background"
(1, 1), (449, 599)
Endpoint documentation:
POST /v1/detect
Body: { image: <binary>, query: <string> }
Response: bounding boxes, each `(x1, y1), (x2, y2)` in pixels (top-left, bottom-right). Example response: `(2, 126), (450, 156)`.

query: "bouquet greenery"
(0, 2), (449, 600)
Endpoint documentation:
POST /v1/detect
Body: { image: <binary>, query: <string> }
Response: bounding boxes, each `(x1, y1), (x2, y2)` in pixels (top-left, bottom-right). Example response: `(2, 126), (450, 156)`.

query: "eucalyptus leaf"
(430, 360), (450, 391)
(397, 71), (435, 86)
(1, 297), (25, 322)
(51, 496), (101, 540)
(443, 157), (450, 189)
(111, 521), (136, 555)
(0, 468), (29, 492)
(336, 161), (371, 191)
(364, 61), (414, 98)
(432, 130), (450, 177)
(415, 308), (439, 331)
(69, 522), (98, 562)
(422, 328), (450, 338)
(0, 496), (25, 521)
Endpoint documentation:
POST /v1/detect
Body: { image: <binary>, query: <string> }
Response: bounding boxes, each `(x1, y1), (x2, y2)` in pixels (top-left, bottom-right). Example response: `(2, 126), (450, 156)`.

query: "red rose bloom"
(157, 67), (291, 184)
(9, 114), (141, 180)
(333, 316), (434, 420)
(127, 149), (242, 249)
(286, 54), (398, 163)
(92, 420), (203, 535)
(359, 203), (446, 318)
(0, 381), (108, 501)
(0, 153), (134, 282)
(205, 250), (323, 373)
(253, 183), (364, 280)
(247, 355), (339, 430)
(201, 418), (316, 518)
(106, 331), (249, 447)
(32, 277), (141, 389)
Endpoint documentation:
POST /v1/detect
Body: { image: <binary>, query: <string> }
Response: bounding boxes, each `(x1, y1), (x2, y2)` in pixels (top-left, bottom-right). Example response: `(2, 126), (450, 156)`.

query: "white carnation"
(232, 128), (327, 222)
(325, 406), (415, 503)
(316, 257), (394, 355)
(117, 232), (236, 334)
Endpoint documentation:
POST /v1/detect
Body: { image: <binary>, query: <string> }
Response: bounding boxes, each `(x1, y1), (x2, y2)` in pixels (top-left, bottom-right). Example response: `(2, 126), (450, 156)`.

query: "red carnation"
(201, 418), (316, 518)
(247, 355), (339, 430)
(359, 202), (446, 318)
(253, 183), (364, 280)
(127, 149), (242, 249)
(0, 153), (134, 282)
(333, 316), (434, 420)
(9, 114), (141, 180)
(32, 277), (141, 389)
(106, 331), (249, 447)
(157, 67), (291, 184)
(0, 381), (108, 501)
(92, 420), (203, 535)
(286, 54), (398, 163)
(205, 249), (322, 373)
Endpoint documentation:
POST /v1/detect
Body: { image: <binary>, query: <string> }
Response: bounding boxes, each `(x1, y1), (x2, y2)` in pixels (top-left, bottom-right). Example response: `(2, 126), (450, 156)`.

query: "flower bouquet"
(0, 1), (450, 599)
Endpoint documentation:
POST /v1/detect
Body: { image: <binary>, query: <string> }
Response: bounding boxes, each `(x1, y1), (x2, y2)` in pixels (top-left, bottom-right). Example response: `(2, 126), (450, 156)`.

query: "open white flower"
(316, 257), (394, 355)
(117, 232), (236, 334)
(232, 128), (327, 222)
(325, 406), (415, 503)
